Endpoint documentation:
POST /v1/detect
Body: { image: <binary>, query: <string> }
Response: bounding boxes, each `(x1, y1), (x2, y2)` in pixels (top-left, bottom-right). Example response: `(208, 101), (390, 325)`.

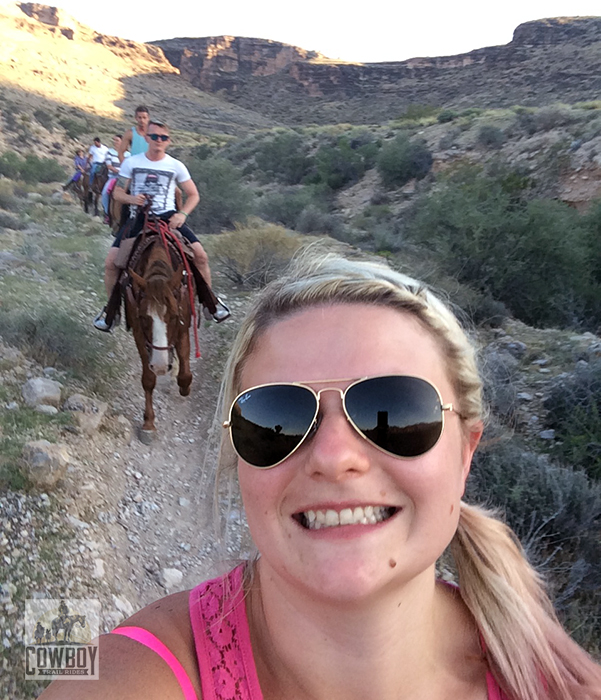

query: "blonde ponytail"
(451, 503), (601, 700)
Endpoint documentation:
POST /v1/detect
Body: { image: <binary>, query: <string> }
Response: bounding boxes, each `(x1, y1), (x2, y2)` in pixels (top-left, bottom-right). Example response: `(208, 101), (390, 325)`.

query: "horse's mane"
(141, 243), (179, 313)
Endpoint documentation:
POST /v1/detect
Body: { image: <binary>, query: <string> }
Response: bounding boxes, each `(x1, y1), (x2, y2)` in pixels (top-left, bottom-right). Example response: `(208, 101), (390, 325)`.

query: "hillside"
(152, 17), (601, 124)
(0, 2), (277, 138)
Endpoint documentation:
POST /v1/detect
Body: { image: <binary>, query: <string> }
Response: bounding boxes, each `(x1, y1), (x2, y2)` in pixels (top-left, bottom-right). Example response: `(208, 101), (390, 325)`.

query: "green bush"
(314, 136), (371, 190)
(255, 131), (314, 185)
(544, 362), (601, 480)
(0, 151), (65, 183)
(187, 156), (253, 233)
(398, 104), (438, 121)
(33, 109), (53, 130)
(58, 117), (87, 140)
(20, 155), (65, 183)
(377, 133), (433, 188)
(0, 151), (23, 179)
(407, 164), (596, 328)
(437, 109), (458, 124)
(0, 305), (114, 380)
(296, 206), (343, 236)
(259, 188), (322, 229)
(0, 179), (19, 211)
(468, 441), (601, 649)
(477, 124), (505, 149)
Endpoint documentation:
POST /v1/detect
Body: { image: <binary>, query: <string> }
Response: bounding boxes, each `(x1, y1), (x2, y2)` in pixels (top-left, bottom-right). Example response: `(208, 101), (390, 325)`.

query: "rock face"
(21, 439), (70, 487)
(152, 17), (601, 124)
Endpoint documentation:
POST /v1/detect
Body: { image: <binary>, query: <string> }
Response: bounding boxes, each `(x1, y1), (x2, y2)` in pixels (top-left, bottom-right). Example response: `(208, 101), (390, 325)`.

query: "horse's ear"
(129, 268), (146, 291)
(169, 264), (184, 291)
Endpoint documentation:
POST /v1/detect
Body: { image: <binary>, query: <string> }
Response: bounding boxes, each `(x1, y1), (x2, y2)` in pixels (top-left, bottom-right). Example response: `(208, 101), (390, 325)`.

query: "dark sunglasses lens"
(230, 385), (317, 467)
(149, 134), (168, 141)
(345, 376), (443, 457)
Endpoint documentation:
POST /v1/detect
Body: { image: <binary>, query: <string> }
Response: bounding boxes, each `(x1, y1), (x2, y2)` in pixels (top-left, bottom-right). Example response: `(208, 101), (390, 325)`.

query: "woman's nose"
(301, 394), (371, 481)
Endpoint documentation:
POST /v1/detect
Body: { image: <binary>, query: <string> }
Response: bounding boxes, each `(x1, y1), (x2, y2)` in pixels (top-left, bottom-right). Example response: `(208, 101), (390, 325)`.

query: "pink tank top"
(113, 565), (507, 699)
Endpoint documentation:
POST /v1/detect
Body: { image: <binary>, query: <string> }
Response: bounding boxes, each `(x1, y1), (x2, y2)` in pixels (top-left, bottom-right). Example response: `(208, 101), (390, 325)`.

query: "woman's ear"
(461, 420), (484, 486)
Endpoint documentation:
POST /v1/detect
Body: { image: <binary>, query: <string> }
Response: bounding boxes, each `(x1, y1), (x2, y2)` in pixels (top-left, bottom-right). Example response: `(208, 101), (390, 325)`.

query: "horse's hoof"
(179, 386), (191, 397)
(138, 428), (156, 445)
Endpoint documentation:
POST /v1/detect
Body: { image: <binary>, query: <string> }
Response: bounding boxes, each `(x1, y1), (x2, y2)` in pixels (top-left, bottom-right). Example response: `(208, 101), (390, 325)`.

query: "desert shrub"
(468, 441), (601, 648)
(398, 104), (438, 121)
(58, 117), (87, 140)
(314, 136), (372, 190)
(190, 143), (214, 161)
(0, 180), (19, 211)
(208, 221), (304, 288)
(0, 151), (23, 179)
(534, 105), (576, 131)
(19, 155), (65, 183)
(0, 211), (23, 229)
(407, 164), (595, 328)
(259, 188), (321, 229)
(255, 131), (314, 185)
(296, 206), (343, 236)
(437, 109), (458, 123)
(477, 124), (505, 149)
(33, 109), (53, 130)
(543, 362), (601, 480)
(187, 156), (253, 233)
(0, 152), (64, 183)
(377, 133), (433, 188)
(0, 305), (116, 382)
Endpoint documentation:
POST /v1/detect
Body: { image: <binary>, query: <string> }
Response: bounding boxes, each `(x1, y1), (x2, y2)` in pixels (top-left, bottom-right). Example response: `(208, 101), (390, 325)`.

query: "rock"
(539, 429), (556, 440)
(517, 392), (533, 401)
(35, 405), (58, 415)
(111, 595), (134, 617)
(5, 402), (18, 410)
(178, 497), (190, 508)
(63, 393), (108, 435)
(21, 440), (70, 487)
(160, 568), (183, 589)
(499, 339), (527, 360)
(91, 558), (105, 579)
(21, 377), (62, 408)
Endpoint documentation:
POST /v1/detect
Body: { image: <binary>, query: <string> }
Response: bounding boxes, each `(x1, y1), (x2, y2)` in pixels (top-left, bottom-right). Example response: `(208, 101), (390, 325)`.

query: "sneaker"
(93, 307), (114, 333)
(212, 299), (230, 323)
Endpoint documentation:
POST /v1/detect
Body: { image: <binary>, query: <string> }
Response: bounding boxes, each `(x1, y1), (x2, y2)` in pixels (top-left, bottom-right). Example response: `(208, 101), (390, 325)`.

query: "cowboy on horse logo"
(25, 598), (100, 680)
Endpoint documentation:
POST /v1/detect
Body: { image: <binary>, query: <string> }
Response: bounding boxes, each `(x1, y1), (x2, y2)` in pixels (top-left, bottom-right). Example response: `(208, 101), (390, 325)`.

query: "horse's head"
(129, 261), (186, 376)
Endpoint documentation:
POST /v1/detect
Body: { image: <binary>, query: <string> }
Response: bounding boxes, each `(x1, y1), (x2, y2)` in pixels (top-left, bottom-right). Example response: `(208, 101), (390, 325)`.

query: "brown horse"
(88, 164), (108, 217)
(125, 232), (194, 440)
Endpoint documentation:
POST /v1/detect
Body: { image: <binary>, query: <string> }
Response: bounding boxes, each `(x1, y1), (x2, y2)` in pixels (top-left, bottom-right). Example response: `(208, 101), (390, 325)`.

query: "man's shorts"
(111, 210), (200, 248)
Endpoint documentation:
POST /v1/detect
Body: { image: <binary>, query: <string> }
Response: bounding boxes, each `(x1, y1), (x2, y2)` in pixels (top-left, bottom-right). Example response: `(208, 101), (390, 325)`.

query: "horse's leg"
(129, 312), (158, 435)
(175, 316), (192, 397)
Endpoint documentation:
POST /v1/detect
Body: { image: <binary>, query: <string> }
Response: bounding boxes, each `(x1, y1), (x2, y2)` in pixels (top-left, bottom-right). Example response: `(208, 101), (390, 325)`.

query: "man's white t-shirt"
(88, 143), (109, 164)
(119, 153), (191, 216)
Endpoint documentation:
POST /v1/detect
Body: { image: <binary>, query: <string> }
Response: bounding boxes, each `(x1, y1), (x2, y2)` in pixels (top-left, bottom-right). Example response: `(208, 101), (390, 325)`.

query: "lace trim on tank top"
(189, 564), (262, 700)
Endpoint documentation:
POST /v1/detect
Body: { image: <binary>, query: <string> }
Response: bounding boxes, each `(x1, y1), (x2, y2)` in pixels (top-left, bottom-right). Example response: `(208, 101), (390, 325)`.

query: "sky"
(22, 0), (601, 63)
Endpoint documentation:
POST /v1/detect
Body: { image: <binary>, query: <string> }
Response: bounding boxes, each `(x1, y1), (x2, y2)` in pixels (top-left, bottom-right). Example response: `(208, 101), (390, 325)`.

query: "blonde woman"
(41, 252), (601, 700)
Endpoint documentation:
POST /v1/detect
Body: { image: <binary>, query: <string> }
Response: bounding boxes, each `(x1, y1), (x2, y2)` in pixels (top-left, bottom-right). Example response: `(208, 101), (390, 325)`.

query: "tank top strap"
(130, 126), (149, 156)
(189, 564), (263, 700)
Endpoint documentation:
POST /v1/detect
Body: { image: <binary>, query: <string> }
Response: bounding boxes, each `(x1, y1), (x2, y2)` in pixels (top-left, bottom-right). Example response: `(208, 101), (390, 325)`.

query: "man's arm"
(113, 176), (146, 207)
(118, 129), (133, 163)
(168, 179), (199, 231)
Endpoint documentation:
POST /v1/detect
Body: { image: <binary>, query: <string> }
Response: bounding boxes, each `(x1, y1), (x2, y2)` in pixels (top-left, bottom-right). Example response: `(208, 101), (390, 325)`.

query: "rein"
(142, 214), (202, 359)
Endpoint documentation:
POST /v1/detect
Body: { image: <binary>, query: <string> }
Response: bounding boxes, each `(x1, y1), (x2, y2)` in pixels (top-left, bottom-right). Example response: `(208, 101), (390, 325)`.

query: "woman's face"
(237, 303), (482, 604)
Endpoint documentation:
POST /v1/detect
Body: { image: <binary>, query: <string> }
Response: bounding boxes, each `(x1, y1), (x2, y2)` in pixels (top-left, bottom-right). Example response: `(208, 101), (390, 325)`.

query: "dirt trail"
(75, 286), (249, 618)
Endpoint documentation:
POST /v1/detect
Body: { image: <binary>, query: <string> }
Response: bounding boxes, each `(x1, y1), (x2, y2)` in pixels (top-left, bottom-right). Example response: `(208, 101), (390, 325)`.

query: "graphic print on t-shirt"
(130, 167), (175, 214)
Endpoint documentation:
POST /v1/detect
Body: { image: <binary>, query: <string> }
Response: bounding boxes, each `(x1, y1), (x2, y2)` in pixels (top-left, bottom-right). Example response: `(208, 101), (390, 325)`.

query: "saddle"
(104, 214), (218, 328)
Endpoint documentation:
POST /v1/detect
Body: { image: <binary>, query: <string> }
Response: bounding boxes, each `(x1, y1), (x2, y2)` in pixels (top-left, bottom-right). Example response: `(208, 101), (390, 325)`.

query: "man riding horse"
(93, 120), (229, 331)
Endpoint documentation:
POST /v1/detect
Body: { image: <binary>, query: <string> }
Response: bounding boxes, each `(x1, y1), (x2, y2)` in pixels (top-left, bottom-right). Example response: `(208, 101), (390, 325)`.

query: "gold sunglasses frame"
(223, 375), (461, 469)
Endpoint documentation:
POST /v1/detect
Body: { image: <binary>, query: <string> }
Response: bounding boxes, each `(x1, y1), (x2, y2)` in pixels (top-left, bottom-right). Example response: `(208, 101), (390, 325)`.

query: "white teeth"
(300, 505), (395, 530)
(325, 509), (339, 526)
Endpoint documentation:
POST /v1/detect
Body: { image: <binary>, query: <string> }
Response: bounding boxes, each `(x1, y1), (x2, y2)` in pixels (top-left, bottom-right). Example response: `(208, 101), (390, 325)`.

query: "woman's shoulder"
(38, 590), (202, 700)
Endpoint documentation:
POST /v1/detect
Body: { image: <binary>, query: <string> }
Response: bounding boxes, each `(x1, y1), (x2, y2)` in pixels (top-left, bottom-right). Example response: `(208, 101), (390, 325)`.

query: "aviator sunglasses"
(147, 133), (170, 142)
(224, 375), (463, 469)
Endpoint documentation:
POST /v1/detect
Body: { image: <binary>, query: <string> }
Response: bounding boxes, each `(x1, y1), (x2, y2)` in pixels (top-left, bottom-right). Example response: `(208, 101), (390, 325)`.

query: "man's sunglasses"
(224, 375), (462, 469)
(147, 133), (170, 142)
